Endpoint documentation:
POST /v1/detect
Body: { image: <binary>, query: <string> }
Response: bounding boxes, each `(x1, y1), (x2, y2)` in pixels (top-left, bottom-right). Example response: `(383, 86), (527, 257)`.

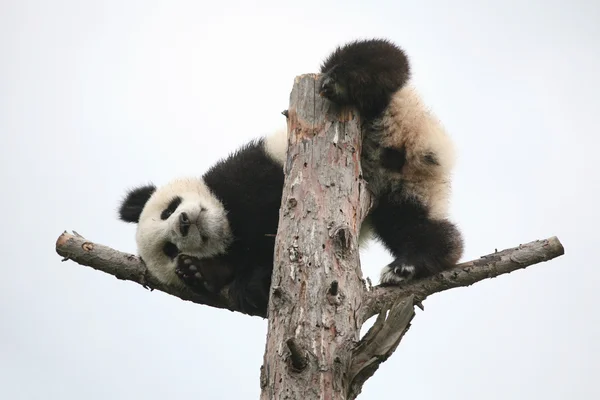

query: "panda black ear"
(118, 184), (156, 223)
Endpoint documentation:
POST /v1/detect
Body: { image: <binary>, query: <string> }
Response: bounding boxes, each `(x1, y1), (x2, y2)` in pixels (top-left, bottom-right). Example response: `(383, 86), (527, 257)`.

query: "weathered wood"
(348, 295), (416, 400)
(360, 236), (565, 322)
(259, 74), (371, 400)
(54, 232), (564, 323)
(55, 231), (238, 314)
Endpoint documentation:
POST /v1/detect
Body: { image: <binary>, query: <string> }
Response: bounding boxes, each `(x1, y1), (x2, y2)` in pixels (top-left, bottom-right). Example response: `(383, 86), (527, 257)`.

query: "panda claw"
(380, 262), (417, 286)
(319, 75), (336, 98)
(318, 69), (349, 105)
(393, 265), (415, 278)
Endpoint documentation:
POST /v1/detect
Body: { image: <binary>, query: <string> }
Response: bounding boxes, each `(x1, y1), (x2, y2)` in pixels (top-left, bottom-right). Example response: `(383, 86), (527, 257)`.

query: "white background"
(2, 0), (598, 399)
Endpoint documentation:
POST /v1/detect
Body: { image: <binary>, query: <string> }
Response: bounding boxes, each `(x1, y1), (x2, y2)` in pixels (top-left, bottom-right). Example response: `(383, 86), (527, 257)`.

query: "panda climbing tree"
(55, 39), (564, 400)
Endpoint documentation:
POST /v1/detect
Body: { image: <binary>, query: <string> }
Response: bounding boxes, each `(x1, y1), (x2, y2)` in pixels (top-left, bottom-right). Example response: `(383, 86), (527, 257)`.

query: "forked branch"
(360, 236), (565, 322)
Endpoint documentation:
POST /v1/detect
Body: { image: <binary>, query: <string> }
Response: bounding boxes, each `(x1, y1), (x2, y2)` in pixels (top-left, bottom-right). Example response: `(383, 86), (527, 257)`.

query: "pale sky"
(2, 0), (599, 399)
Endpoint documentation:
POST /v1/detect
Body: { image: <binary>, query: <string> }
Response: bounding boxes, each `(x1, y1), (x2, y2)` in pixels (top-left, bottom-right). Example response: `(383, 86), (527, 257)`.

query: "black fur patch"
(163, 241), (179, 259)
(381, 146), (406, 172)
(199, 139), (285, 314)
(119, 184), (156, 223)
(370, 192), (463, 279)
(319, 38), (411, 118)
(160, 196), (182, 220)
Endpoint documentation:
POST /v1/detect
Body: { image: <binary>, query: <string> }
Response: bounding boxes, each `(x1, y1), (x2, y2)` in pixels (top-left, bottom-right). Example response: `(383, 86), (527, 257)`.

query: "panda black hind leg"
(319, 38), (411, 117)
(227, 263), (272, 316)
(370, 195), (464, 285)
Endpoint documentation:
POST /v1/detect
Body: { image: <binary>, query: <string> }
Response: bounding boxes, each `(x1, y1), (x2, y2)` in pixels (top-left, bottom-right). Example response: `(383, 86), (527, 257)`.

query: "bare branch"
(55, 230), (564, 326)
(360, 236), (565, 322)
(55, 231), (240, 314)
(344, 236), (564, 397)
(348, 295), (416, 400)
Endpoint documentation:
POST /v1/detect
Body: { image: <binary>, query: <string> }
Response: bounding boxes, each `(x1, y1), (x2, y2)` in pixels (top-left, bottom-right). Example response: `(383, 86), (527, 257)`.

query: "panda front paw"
(379, 261), (417, 286)
(318, 74), (337, 98)
(175, 254), (211, 291)
(318, 68), (349, 105)
(175, 254), (235, 295)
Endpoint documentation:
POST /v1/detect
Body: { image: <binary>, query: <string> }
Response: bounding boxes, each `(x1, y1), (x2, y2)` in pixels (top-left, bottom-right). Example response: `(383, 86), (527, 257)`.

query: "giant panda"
(118, 38), (464, 316)
(119, 133), (288, 315)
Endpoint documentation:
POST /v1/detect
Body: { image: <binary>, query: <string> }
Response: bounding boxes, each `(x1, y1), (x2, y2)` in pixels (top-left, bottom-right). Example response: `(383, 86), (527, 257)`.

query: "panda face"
(133, 178), (232, 286)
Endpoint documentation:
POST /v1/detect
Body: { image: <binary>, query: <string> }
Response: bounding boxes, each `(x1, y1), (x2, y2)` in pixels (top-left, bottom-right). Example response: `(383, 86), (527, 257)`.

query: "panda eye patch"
(160, 196), (182, 220)
(163, 241), (179, 259)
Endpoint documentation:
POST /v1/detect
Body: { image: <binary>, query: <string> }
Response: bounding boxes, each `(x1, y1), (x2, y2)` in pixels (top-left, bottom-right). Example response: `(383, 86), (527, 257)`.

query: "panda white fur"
(119, 38), (463, 316)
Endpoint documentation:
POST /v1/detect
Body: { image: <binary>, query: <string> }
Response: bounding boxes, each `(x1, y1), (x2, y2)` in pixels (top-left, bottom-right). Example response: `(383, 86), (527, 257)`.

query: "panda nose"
(179, 212), (191, 236)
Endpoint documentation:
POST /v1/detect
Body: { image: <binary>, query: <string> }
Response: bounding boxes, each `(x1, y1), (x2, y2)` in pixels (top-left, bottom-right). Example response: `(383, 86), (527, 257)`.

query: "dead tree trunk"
(257, 74), (566, 399)
(259, 74), (372, 399)
(53, 74), (566, 400)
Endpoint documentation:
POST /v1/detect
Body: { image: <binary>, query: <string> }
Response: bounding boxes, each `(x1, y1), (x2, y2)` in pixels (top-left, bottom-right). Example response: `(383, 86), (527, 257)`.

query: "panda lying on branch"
(118, 39), (464, 315)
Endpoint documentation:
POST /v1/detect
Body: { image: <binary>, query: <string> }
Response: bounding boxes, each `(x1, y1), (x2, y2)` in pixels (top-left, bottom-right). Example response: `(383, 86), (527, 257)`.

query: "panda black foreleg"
(318, 38), (411, 118)
(370, 195), (464, 286)
(228, 263), (272, 316)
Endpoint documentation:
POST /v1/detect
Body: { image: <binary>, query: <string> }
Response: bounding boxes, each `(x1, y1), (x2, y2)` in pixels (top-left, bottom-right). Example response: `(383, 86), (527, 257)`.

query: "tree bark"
(259, 74), (370, 399)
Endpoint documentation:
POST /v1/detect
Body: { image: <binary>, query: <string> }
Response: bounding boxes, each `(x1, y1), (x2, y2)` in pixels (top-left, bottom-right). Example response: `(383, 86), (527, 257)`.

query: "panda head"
(118, 178), (232, 286)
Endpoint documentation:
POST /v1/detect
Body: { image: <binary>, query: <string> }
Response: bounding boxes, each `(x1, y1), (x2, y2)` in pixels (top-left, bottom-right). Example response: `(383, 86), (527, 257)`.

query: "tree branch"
(55, 230), (239, 314)
(54, 233), (564, 323)
(342, 236), (564, 398)
(360, 236), (565, 323)
(348, 295), (416, 399)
